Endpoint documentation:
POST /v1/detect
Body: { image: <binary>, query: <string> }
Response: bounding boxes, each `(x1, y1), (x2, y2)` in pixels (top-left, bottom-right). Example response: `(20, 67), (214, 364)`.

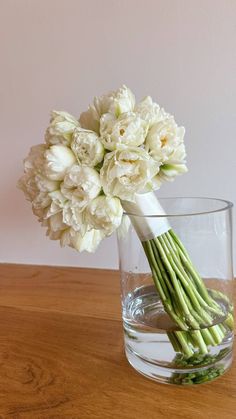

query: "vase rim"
(123, 196), (233, 218)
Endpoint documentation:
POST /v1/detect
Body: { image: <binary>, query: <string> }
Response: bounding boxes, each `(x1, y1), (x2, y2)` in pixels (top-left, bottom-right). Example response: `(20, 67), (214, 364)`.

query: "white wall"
(0, 0), (236, 269)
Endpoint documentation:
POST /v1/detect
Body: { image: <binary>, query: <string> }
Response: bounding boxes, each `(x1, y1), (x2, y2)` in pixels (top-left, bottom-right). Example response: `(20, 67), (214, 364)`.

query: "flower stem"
(142, 229), (234, 358)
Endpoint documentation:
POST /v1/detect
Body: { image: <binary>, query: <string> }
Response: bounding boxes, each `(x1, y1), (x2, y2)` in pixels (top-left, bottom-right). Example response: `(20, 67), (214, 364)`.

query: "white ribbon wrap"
(122, 192), (170, 241)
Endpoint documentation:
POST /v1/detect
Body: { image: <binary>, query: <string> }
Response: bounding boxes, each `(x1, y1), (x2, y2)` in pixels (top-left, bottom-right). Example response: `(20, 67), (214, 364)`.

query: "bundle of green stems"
(142, 229), (234, 358)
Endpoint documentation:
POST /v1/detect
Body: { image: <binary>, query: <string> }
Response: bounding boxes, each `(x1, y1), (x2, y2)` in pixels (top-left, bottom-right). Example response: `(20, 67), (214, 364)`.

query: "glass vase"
(117, 197), (234, 385)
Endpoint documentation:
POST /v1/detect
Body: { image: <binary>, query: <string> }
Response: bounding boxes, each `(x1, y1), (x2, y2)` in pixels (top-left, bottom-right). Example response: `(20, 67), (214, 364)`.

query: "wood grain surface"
(0, 263), (235, 419)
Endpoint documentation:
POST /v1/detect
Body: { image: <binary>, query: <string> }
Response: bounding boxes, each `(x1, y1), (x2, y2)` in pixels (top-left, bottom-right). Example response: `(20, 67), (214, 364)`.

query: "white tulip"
(157, 143), (188, 184)
(79, 103), (101, 134)
(100, 112), (148, 151)
(46, 191), (88, 234)
(47, 190), (68, 217)
(18, 144), (47, 201)
(135, 96), (166, 127)
(19, 172), (59, 204)
(45, 110), (79, 146)
(18, 173), (40, 202)
(109, 85), (135, 116)
(61, 164), (101, 210)
(79, 91), (114, 134)
(60, 227), (104, 253)
(47, 229), (65, 241)
(44, 145), (76, 181)
(41, 211), (67, 241)
(34, 173), (60, 193)
(100, 147), (160, 201)
(48, 212), (66, 232)
(71, 128), (104, 166)
(23, 144), (47, 172)
(32, 191), (51, 210)
(79, 85), (135, 133)
(18, 144), (59, 218)
(145, 116), (185, 163)
(73, 229), (104, 252)
(62, 204), (87, 233)
(29, 192), (52, 222)
(86, 196), (123, 236)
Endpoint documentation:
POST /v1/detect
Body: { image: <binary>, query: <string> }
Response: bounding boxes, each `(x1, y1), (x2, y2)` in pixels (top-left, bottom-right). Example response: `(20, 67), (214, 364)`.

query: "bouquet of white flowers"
(18, 85), (233, 365)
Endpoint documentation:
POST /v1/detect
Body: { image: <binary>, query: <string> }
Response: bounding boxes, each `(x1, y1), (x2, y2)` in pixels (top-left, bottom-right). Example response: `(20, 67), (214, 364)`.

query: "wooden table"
(0, 264), (235, 419)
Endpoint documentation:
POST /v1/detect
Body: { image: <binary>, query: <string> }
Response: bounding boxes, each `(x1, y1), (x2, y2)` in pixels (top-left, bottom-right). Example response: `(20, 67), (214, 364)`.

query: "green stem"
(174, 331), (195, 357)
(160, 235), (214, 325)
(153, 237), (193, 322)
(142, 229), (234, 359)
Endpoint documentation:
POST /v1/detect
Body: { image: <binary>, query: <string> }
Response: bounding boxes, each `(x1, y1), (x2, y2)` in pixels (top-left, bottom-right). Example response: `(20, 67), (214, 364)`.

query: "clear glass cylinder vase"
(117, 197), (234, 385)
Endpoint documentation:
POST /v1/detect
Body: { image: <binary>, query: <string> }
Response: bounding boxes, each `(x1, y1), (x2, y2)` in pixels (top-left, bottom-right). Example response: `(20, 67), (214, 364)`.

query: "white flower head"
(100, 112), (148, 151)
(100, 147), (160, 201)
(22, 144), (47, 173)
(79, 85), (135, 133)
(86, 196), (123, 236)
(44, 144), (76, 181)
(109, 85), (135, 117)
(157, 143), (188, 185)
(27, 191), (52, 222)
(43, 211), (67, 237)
(47, 191), (88, 234)
(61, 164), (101, 210)
(34, 173), (60, 194)
(45, 110), (79, 146)
(145, 116), (185, 163)
(47, 190), (67, 216)
(18, 174), (39, 203)
(71, 128), (104, 166)
(18, 144), (59, 219)
(62, 204), (87, 234)
(18, 144), (47, 201)
(60, 227), (104, 253)
(135, 96), (165, 128)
